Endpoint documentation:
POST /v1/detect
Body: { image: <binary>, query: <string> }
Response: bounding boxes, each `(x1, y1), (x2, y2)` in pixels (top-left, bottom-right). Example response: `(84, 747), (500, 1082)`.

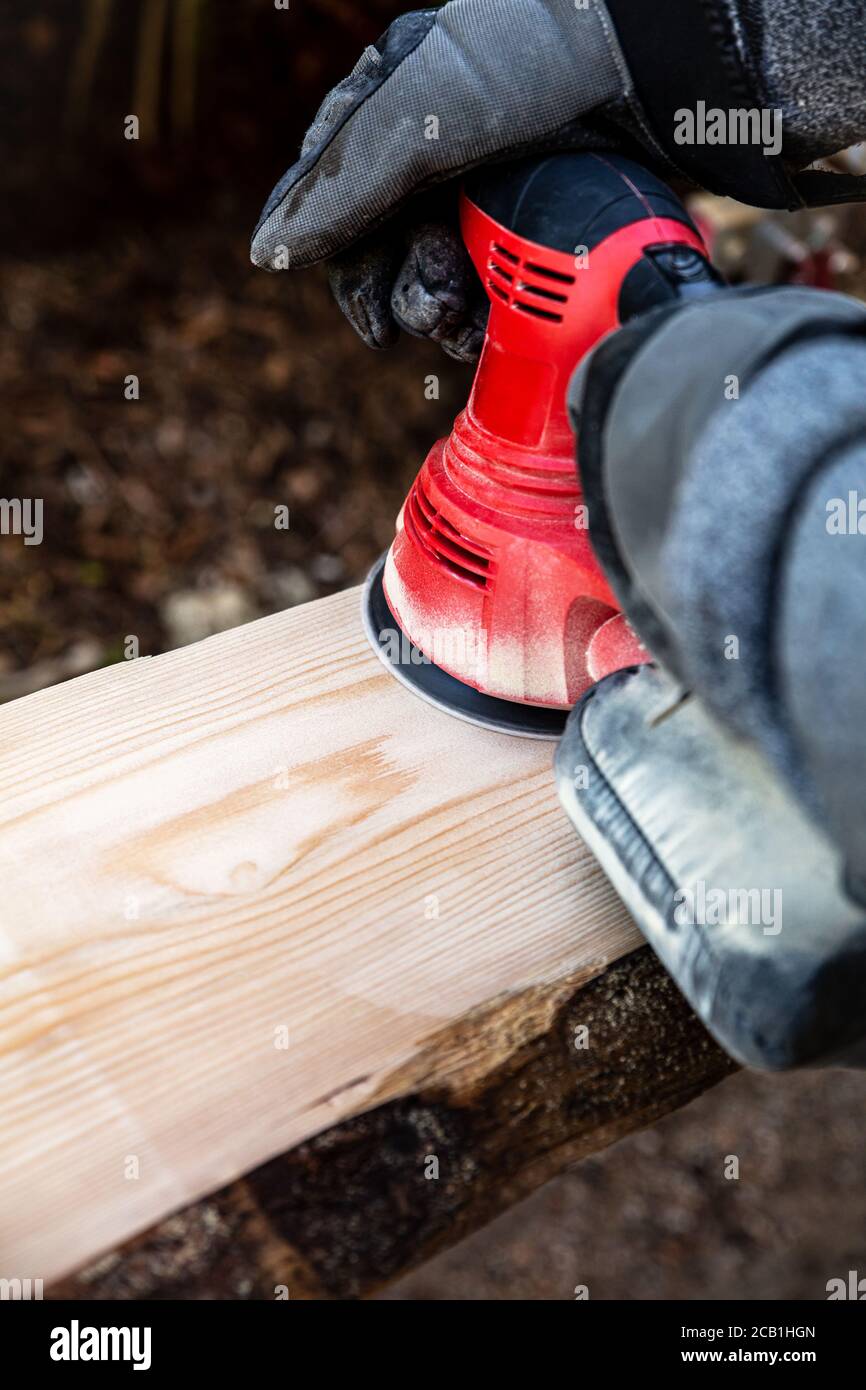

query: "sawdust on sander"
(586, 611), (650, 684)
(384, 547), (622, 707)
(383, 547), (492, 693)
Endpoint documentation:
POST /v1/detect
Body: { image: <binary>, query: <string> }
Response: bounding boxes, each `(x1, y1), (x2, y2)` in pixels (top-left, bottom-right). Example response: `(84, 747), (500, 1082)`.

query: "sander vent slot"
(406, 479), (493, 589)
(517, 280), (567, 304)
(513, 300), (563, 323)
(524, 260), (575, 284)
(492, 243), (519, 264)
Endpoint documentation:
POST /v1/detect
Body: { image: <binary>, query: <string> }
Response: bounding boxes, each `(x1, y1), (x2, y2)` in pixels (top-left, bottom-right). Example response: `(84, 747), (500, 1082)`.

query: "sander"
(363, 152), (720, 736)
(356, 152), (866, 1072)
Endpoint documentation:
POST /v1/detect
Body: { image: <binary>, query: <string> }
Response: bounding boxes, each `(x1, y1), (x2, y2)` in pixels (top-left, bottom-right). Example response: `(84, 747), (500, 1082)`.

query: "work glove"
(559, 285), (866, 1068)
(252, 0), (866, 360)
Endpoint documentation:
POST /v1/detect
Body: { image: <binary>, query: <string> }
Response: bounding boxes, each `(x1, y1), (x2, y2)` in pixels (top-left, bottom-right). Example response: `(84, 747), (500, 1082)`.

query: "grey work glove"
(251, 0), (866, 359)
(557, 286), (866, 1070)
(569, 284), (866, 896)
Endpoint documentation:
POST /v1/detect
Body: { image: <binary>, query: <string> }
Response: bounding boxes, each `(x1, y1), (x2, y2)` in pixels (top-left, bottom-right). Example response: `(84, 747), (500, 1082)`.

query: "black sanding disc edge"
(361, 554), (567, 740)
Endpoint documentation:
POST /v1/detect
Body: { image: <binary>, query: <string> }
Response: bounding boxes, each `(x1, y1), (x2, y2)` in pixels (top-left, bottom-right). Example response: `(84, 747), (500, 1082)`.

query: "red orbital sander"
(363, 153), (718, 737)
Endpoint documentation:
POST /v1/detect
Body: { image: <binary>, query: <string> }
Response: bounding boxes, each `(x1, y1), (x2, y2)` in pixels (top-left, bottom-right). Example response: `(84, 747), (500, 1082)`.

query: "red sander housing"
(363, 153), (719, 736)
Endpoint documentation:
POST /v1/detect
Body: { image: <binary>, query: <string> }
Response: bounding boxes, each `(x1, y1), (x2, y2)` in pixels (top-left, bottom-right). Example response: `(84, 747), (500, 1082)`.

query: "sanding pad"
(555, 663), (866, 1069)
(362, 554), (568, 739)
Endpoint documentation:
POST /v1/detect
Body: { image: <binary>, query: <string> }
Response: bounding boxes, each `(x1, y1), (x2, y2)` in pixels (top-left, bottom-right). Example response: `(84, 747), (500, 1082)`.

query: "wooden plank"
(0, 585), (642, 1285)
(50, 948), (735, 1300)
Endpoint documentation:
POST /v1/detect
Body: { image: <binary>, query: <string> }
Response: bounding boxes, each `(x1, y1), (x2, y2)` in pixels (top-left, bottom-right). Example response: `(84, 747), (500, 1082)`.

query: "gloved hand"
(570, 283), (866, 889)
(252, 0), (866, 359)
(558, 284), (866, 1068)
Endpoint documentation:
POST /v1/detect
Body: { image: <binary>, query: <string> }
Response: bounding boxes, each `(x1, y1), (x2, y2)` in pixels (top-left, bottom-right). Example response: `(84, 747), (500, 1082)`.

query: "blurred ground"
(0, 208), (467, 693)
(3, 0), (866, 1301)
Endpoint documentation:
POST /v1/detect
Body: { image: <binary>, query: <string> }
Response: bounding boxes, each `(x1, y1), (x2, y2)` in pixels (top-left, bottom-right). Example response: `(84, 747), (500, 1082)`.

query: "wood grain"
(0, 585), (641, 1284)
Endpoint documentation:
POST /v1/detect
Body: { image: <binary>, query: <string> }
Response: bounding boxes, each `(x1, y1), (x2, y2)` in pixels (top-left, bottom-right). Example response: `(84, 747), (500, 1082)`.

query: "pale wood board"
(0, 585), (639, 1283)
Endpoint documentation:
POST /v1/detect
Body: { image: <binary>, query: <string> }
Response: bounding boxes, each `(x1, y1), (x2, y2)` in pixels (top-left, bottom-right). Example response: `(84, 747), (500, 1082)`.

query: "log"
(0, 585), (728, 1289)
(51, 948), (734, 1300)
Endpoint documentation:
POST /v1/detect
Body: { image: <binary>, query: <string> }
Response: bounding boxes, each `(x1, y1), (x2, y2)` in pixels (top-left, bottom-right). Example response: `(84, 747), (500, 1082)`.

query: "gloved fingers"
(327, 232), (402, 350)
(328, 214), (489, 361)
(250, 1), (627, 270)
(390, 221), (488, 363)
(438, 305), (489, 363)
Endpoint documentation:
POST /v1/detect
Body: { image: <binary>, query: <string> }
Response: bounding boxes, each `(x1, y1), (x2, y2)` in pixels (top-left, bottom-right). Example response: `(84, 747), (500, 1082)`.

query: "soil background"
(2, 0), (865, 1300)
